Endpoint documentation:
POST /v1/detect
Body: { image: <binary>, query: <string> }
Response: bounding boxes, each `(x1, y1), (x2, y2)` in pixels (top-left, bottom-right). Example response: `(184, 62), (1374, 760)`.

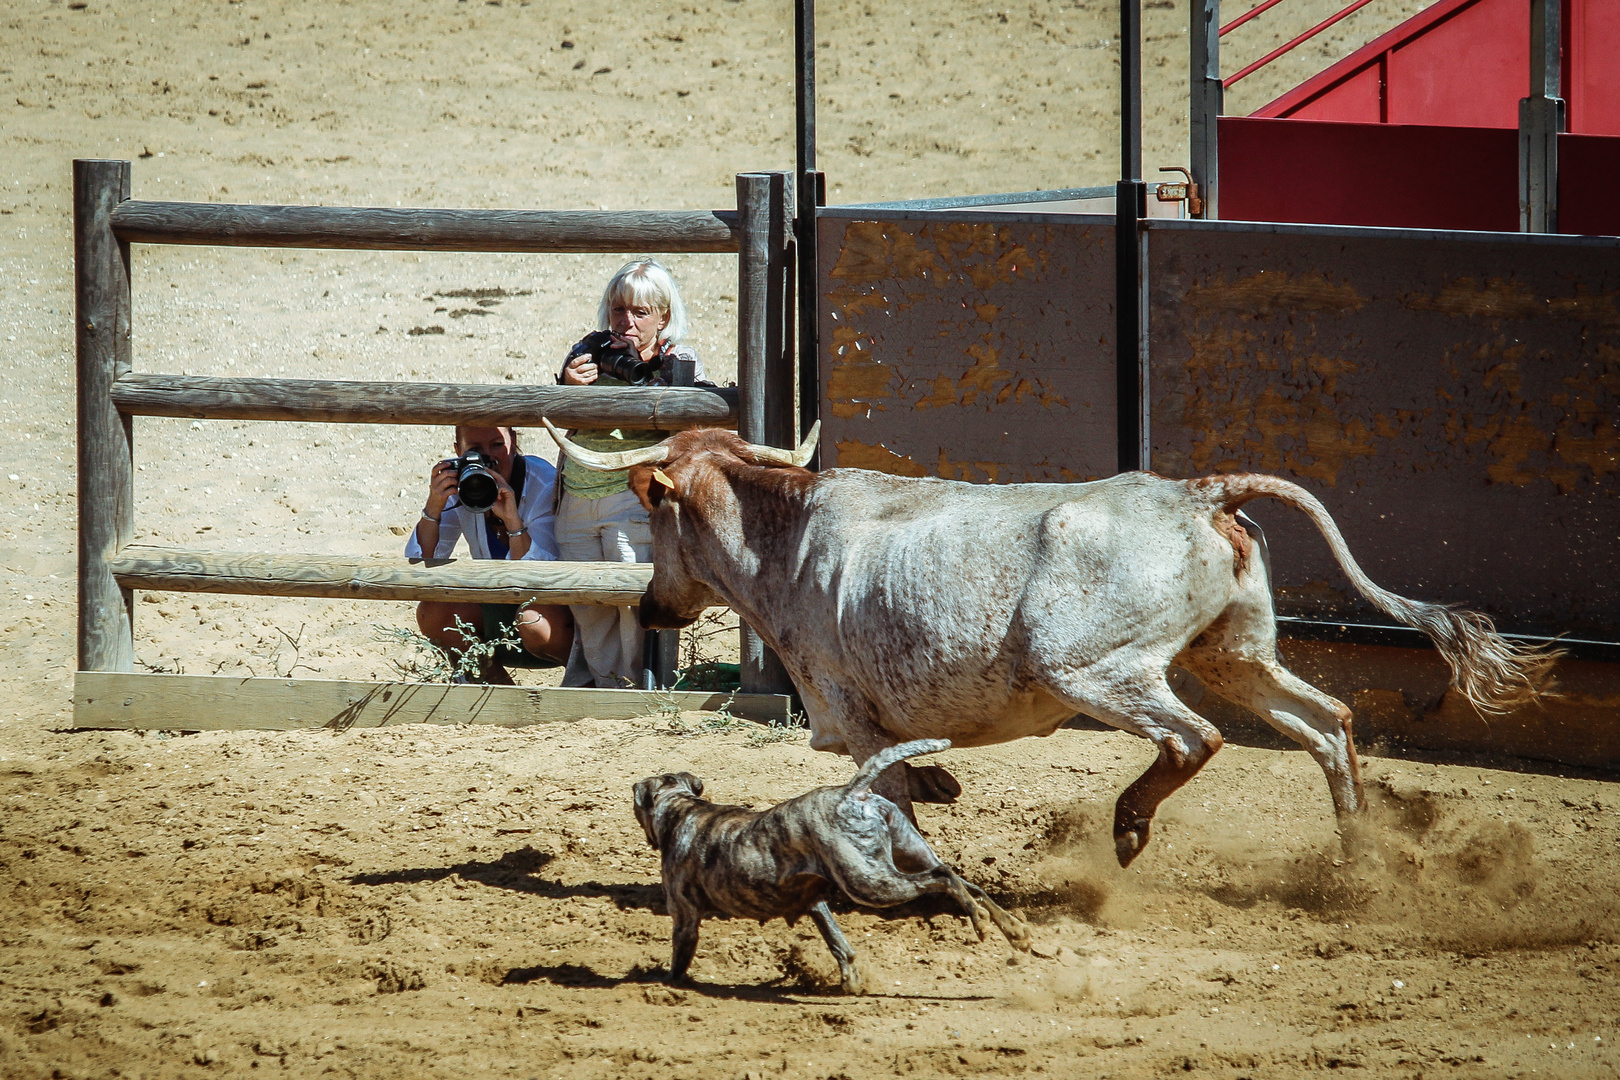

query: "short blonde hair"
(597, 258), (689, 345)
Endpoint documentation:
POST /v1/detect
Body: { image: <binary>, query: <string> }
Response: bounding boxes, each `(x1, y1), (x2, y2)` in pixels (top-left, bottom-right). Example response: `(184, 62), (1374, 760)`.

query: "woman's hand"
(561, 353), (598, 385)
(490, 472), (521, 534)
(489, 473), (533, 559)
(424, 459), (459, 517)
(562, 332), (639, 384)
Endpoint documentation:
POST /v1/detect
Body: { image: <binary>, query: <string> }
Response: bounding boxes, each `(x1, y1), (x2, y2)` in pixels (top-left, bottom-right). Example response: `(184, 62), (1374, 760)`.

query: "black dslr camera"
(580, 330), (659, 386)
(446, 449), (500, 514)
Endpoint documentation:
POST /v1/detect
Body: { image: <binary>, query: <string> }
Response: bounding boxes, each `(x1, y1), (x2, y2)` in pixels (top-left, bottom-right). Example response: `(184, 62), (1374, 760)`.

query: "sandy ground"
(3, 1), (1617, 1077)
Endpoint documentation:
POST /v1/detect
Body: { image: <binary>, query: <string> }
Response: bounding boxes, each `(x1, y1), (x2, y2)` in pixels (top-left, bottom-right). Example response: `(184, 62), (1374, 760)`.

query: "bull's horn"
(748, 420), (821, 468)
(540, 418), (670, 471)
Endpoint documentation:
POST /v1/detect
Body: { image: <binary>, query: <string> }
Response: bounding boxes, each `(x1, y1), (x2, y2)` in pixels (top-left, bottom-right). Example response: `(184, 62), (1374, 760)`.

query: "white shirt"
(404, 453), (561, 562)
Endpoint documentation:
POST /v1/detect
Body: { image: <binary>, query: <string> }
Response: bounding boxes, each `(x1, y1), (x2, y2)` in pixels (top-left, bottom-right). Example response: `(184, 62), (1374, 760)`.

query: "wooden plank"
(111, 374), (739, 430)
(74, 671), (794, 731)
(75, 158), (136, 674)
(109, 201), (741, 253)
(735, 174), (795, 697)
(108, 546), (654, 604)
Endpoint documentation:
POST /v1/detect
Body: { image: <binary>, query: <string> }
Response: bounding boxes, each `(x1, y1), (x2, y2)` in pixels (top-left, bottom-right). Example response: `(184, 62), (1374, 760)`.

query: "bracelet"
(507, 525), (526, 537)
(420, 509), (441, 524)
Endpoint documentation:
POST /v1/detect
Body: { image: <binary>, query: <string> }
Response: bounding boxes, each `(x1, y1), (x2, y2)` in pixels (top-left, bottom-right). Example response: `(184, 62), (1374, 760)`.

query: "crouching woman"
(406, 425), (573, 683)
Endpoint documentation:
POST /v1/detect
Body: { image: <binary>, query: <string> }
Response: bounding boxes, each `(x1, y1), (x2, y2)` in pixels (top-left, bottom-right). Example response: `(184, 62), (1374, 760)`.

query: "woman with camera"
(555, 258), (707, 687)
(406, 424), (573, 684)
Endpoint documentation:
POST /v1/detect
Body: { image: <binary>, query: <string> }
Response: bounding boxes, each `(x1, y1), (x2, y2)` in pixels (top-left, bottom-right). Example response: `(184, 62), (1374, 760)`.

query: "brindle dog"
(632, 739), (1031, 995)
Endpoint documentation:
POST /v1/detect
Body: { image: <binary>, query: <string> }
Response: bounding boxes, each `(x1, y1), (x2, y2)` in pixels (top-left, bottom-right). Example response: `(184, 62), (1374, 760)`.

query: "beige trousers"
(555, 488), (653, 688)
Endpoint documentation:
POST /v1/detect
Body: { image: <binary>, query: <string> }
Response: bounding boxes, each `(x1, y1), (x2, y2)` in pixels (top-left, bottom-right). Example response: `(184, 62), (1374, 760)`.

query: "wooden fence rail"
(74, 158), (802, 725)
(108, 547), (655, 605)
(112, 373), (740, 428)
(109, 201), (742, 253)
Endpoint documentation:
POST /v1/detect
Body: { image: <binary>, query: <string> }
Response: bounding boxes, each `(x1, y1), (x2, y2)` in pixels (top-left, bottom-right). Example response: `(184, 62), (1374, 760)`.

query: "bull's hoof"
(1114, 818), (1151, 867)
(907, 763), (963, 804)
(1338, 817), (1385, 871)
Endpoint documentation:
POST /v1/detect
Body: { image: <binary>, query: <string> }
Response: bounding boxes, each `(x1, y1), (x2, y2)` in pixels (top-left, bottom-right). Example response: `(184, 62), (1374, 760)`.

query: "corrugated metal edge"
(1147, 215), (1620, 248)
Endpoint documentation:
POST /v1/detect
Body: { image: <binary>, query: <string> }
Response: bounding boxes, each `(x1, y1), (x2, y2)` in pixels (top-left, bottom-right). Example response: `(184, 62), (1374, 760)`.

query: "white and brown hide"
(556, 426), (1555, 866)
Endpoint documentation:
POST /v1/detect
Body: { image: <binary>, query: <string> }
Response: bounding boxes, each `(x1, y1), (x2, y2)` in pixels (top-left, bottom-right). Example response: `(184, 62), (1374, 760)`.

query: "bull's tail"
(1206, 474), (1560, 714)
(846, 739), (952, 797)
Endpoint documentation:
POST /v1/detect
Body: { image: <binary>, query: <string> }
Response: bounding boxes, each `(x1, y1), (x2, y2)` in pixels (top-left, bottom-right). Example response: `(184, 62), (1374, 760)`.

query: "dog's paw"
(642, 984), (688, 1006)
(969, 902), (993, 942)
(1002, 917), (1033, 953)
(839, 960), (869, 996)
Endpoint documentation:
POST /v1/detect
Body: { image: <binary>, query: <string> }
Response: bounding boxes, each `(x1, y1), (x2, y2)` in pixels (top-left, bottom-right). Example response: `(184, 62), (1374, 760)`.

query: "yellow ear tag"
(652, 468), (675, 489)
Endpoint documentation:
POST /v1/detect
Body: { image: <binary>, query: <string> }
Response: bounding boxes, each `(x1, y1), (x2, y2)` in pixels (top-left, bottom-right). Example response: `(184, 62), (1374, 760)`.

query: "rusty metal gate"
(1147, 219), (1620, 643)
(818, 211), (1620, 647)
(815, 210), (1117, 485)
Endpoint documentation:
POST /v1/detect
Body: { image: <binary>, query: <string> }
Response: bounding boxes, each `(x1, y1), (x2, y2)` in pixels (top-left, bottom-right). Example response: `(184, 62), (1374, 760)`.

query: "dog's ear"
(632, 778), (662, 850)
(676, 772), (703, 798)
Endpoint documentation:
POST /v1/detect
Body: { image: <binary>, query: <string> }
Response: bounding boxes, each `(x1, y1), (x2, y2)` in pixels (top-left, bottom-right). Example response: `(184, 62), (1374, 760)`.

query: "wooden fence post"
(76, 159), (137, 674)
(736, 173), (796, 700)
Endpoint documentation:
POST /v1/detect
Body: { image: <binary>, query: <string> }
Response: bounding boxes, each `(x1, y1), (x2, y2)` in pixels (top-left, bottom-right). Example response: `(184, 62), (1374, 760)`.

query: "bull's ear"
(628, 464), (677, 511)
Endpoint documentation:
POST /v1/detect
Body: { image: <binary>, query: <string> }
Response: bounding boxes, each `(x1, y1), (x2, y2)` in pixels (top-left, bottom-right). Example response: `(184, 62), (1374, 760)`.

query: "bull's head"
(540, 419), (819, 629)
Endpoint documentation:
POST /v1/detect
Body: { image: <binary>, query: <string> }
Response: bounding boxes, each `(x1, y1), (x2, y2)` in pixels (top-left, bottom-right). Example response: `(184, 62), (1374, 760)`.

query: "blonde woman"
(555, 258), (708, 687)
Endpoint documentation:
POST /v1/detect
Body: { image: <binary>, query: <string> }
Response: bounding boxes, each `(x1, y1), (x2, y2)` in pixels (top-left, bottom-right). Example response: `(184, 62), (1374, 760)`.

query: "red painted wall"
(1223, 1), (1620, 235)
(1219, 117), (1518, 230)
(1219, 117), (1620, 236)
(1568, 0), (1620, 136)
(1256, 0), (1620, 137)
(1560, 134), (1620, 238)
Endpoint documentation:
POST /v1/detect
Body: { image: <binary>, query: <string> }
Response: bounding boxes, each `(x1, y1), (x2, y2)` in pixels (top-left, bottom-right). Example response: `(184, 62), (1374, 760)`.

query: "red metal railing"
(1221, 0), (1378, 88)
(1219, 0), (1290, 37)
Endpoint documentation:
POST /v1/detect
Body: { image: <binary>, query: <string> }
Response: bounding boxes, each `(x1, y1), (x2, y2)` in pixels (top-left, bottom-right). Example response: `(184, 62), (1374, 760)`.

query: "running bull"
(544, 420), (1557, 865)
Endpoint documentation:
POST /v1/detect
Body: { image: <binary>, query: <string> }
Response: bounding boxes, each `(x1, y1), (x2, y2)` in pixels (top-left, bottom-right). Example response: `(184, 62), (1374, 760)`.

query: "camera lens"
(604, 352), (654, 385)
(588, 334), (656, 386)
(455, 453), (500, 514)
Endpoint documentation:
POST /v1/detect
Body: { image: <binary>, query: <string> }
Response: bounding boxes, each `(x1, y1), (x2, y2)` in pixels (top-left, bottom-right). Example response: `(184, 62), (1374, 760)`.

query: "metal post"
(736, 173), (794, 697)
(641, 628), (679, 690)
(1519, 0), (1563, 233)
(765, 172), (796, 451)
(795, 0), (816, 210)
(1120, 0), (1143, 183)
(795, 0), (823, 468)
(796, 170), (824, 467)
(1116, 0), (1149, 472)
(1189, 0), (1221, 219)
(75, 158), (136, 674)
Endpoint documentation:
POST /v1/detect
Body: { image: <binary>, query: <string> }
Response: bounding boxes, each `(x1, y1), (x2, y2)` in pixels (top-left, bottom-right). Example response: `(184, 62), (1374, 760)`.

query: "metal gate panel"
(1147, 220), (1620, 640)
(817, 212), (1116, 484)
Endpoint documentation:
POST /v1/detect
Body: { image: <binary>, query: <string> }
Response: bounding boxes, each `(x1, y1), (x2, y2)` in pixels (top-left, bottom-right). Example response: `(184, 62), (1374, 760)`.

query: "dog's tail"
(846, 739), (951, 797)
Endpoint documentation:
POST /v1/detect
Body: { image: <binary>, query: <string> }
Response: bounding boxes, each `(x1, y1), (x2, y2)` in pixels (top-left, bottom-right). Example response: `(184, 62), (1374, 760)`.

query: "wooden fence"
(73, 159), (798, 731)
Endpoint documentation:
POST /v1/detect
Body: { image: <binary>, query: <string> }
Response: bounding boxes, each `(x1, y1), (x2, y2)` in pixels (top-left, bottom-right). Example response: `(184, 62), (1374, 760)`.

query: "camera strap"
(509, 453), (528, 504)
